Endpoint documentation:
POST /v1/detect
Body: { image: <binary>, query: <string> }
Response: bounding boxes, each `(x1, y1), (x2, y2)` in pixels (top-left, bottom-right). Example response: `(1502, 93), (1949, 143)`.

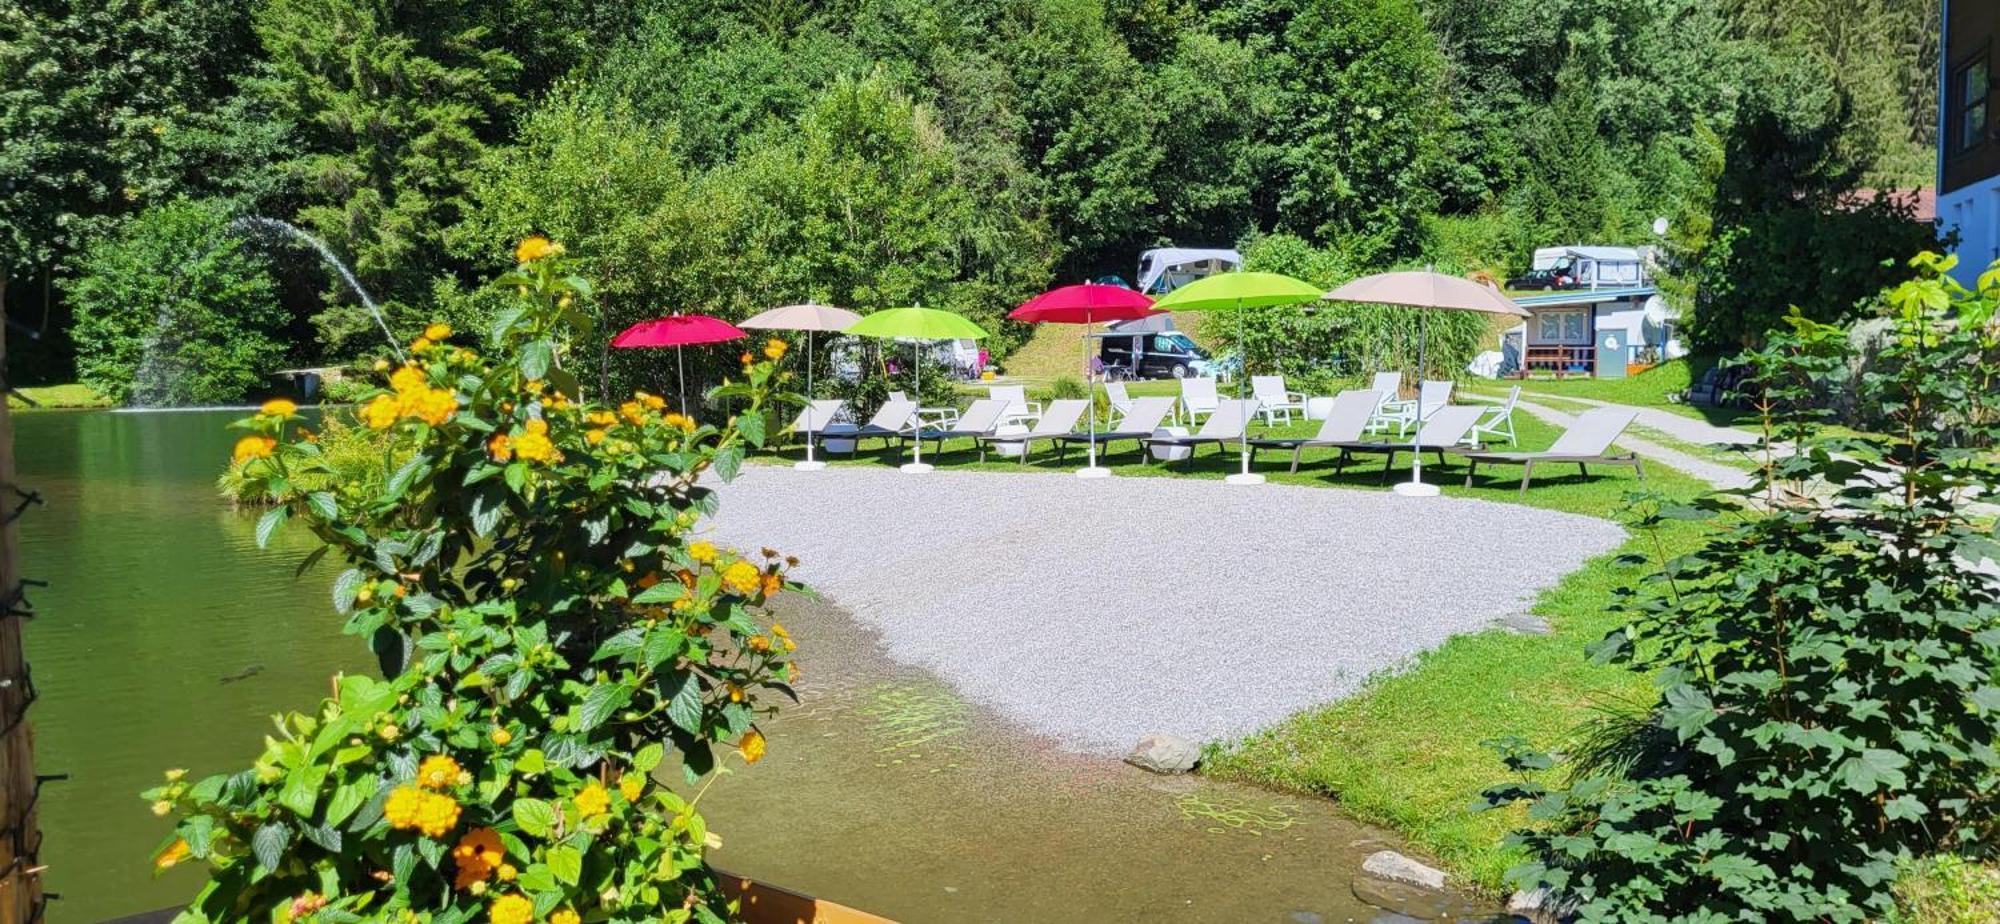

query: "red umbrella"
(1007, 284), (1160, 478)
(611, 314), (747, 410)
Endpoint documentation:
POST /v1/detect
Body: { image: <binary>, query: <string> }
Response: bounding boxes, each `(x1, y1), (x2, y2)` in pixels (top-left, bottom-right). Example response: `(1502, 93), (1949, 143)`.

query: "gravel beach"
(709, 465), (1625, 754)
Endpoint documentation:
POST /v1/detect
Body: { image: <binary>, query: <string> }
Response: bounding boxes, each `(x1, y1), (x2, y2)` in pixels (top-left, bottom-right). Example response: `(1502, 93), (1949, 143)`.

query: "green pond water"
(19, 408), (1503, 923)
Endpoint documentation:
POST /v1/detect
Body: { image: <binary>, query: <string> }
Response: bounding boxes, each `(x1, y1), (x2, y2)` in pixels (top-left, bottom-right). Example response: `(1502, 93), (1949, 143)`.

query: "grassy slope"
(6, 382), (111, 409)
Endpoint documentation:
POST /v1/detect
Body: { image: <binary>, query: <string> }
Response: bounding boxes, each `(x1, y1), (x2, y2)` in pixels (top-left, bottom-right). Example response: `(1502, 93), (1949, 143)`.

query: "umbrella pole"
(1078, 317), (1110, 479)
(902, 340), (932, 474)
(676, 344), (688, 414)
(798, 330), (822, 470)
(1225, 298), (1264, 485)
(1394, 310), (1440, 497)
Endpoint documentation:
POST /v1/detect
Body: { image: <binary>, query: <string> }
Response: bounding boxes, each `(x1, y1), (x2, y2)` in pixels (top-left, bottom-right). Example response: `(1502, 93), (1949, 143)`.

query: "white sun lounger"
(1454, 407), (1642, 493)
(1375, 379), (1454, 436)
(788, 399), (847, 442)
(816, 397), (917, 450)
(1178, 376), (1220, 426)
(1472, 385), (1521, 445)
(1056, 395), (1176, 460)
(1251, 375), (1308, 425)
(918, 399), (1009, 453)
(987, 384), (1043, 428)
(1143, 399), (1257, 471)
(1247, 389), (1381, 473)
(976, 399), (1090, 463)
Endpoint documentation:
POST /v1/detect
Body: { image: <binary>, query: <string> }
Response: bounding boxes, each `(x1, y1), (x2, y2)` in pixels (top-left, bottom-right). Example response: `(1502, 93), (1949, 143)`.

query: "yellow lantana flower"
(515, 236), (561, 263)
(413, 388), (458, 426)
(383, 785), (426, 829)
(361, 394), (400, 430)
(585, 428), (606, 445)
(573, 781), (611, 818)
(154, 837), (190, 870)
(722, 560), (761, 596)
(488, 433), (514, 462)
(232, 435), (276, 464)
(550, 910), (581, 924)
(259, 398), (299, 418)
(490, 726), (512, 746)
(424, 322), (451, 341)
(764, 338), (788, 361)
(619, 774), (644, 802)
(688, 541), (718, 564)
(389, 365), (428, 395)
(738, 729), (767, 764)
(417, 754), (462, 790)
(489, 893), (534, 924)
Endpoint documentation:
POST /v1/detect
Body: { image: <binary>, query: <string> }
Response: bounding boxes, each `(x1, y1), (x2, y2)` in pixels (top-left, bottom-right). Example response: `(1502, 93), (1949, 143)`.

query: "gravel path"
(1486, 393), (1756, 490)
(707, 465), (1625, 755)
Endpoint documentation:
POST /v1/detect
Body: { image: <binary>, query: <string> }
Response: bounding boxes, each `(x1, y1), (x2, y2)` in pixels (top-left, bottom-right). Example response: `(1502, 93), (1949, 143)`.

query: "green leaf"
(713, 446), (744, 482)
(520, 339), (554, 381)
(633, 581), (684, 605)
(383, 454), (429, 503)
(305, 491), (339, 521)
(512, 798), (557, 838)
(632, 742), (665, 774)
(665, 671), (703, 734)
(278, 765), (327, 818)
(332, 569), (364, 614)
(1840, 748), (1909, 794)
(322, 777), (375, 828)
(251, 822), (290, 872)
(736, 411), (766, 448)
(516, 749), (547, 775)
(578, 682), (633, 733)
(547, 844), (583, 886)
(255, 505), (289, 549)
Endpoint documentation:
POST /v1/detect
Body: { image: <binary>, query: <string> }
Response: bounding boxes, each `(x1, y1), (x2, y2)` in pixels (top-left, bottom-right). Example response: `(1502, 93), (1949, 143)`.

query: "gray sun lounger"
(788, 399), (847, 442)
(812, 397), (917, 450)
(976, 399), (1090, 463)
(1141, 399), (1258, 471)
(918, 399), (1008, 453)
(1247, 389), (1381, 473)
(1055, 396), (1176, 459)
(1453, 407), (1643, 493)
(1302, 405), (1486, 482)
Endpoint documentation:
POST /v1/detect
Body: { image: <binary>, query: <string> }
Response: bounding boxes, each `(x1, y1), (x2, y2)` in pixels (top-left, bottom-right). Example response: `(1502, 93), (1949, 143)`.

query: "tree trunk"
(0, 272), (44, 923)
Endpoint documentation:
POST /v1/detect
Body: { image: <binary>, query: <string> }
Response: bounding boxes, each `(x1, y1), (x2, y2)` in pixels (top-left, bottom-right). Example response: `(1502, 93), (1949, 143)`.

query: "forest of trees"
(0, 0), (1943, 400)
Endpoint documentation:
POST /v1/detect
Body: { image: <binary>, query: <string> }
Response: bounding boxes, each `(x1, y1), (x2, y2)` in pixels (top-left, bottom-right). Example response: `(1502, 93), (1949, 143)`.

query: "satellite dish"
(1651, 216), (1670, 237)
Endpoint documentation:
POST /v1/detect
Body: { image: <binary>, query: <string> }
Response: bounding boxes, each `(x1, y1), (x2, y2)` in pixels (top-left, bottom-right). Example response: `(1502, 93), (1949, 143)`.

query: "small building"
(1500, 244), (1678, 377)
(1939, 0), (2000, 288)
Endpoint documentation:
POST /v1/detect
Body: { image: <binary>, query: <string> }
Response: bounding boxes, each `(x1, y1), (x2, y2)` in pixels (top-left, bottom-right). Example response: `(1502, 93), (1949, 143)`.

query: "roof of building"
(1511, 286), (1658, 308)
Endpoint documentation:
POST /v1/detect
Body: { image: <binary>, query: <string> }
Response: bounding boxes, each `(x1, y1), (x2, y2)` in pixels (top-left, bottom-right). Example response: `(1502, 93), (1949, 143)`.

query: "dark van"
(1098, 332), (1215, 380)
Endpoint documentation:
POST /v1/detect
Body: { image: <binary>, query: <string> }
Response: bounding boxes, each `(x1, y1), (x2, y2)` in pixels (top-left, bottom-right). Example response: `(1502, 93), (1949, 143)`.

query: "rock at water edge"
(1124, 733), (1200, 774)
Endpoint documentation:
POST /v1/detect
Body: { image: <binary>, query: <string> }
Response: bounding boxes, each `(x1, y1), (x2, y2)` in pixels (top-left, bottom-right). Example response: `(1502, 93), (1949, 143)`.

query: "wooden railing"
(1522, 344), (1595, 375)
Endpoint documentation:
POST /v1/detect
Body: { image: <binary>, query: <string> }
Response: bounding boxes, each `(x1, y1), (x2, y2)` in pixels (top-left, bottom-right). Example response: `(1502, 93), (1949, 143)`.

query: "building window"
(1535, 309), (1588, 343)
(1957, 56), (1991, 154)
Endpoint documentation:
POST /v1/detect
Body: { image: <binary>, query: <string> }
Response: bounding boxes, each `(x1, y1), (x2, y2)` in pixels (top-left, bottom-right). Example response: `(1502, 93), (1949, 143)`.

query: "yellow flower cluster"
(688, 541), (717, 564)
(764, 338), (788, 361)
(417, 754), (465, 790)
(384, 784), (461, 838)
(619, 773), (645, 802)
(515, 236), (563, 263)
(722, 560), (762, 596)
(452, 826), (510, 891)
(550, 910), (581, 924)
(363, 363), (459, 430)
(489, 893), (534, 924)
(738, 728), (767, 764)
(573, 781), (611, 818)
(232, 435), (276, 464)
(260, 398), (299, 419)
(409, 322), (452, 354)
(513, 418), (558, 463)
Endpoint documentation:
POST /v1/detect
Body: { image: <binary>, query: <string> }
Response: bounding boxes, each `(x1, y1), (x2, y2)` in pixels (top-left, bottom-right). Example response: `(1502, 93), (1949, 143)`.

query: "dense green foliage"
(152, 247), (803, 920)
(67, 199), (287, 405)
(5, 0), (1943, 395)
(1234, 234), (1487, 388)
(1480, 253), (2000, 921)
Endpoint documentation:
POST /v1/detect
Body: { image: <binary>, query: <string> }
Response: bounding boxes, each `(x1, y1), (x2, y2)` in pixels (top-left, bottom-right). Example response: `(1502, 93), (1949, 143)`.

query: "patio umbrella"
(739, 302), (863, 471)
(610, 314), (748, 412)
(844, 307), (989, 473)
(1152, 271), (1324, 485)
(1323, 270), (1529, 497)
(1007, 284), (1160, 479)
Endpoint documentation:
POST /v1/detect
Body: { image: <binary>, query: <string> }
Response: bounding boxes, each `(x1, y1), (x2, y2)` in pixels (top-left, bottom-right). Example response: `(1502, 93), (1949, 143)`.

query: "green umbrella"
(844, 307), (989, 473)
(1152, 272), (1323, 485)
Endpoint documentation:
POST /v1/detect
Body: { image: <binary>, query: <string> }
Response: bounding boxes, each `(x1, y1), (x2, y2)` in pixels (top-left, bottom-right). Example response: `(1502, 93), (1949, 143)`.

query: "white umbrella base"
(793, 460), (829, 472)
(1224, 472), (1267, 486)
(1074, 466), (1114, 479)
(1393, 480), (1441, 497)
(899, 462), (936, 474)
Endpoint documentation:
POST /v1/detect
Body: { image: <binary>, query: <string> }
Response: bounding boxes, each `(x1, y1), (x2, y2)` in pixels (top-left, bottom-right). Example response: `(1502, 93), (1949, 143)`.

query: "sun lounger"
(976, 399), (1090, 463)
(987, 384), (1043, 428)
(1055, 396), (1175, 459)
(1374, 379), (1453, 436)
(1363, 372), (1402, 434)
(1251, 375), (1307, 425)
(918, 399), (1008, 453)
(788, 399), (847, 443)
(1472, 385), (1521, 445)
(1453, 407), (1642, 493)
(1178, 377), (1220, 426)
(1287, 405), (1485, 480)
(1104, 381), (1135, 418)
(1246, 389), (1381, 473)
(815, 397), (917, 450)
(1142, 399), (1257, 471)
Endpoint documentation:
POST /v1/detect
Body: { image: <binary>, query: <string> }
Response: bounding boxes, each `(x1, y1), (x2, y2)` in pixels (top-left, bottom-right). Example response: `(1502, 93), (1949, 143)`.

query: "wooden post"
(0, 273), (44, 923)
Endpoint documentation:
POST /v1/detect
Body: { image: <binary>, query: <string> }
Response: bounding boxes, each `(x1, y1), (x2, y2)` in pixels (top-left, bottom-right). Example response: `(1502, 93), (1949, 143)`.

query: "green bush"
(1481, 252), (2000, 922)
(1046, 375), (1088, 400)
(67, 199), (288, 406)
(148, 241), (802, 921)
(216, 410), (399, 506)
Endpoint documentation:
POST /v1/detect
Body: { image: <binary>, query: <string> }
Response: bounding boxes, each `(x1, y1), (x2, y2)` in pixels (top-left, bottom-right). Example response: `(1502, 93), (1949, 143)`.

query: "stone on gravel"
(1124, 733), (1201, 773)
(1361, 850), (1447, 890)
(710, 466), (1623, 753)
(1499, 613), (1553, 635)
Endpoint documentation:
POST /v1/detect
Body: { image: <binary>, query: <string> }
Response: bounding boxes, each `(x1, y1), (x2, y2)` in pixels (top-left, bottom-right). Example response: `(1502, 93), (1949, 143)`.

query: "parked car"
(1506, 256), (1579, 291)
(1098, 332), (1218, 379)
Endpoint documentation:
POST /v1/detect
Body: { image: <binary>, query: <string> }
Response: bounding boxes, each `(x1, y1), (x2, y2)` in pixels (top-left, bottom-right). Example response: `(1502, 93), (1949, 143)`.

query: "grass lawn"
(6, 382), (111, 409)
(762, 411), (1706, 892)
(1495, 357), (1751, 428)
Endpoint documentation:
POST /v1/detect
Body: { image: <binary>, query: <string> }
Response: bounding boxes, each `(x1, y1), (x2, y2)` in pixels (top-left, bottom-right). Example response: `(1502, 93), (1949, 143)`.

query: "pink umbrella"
(611, 314), (747, 410)
(1007, 284), (1160, 478)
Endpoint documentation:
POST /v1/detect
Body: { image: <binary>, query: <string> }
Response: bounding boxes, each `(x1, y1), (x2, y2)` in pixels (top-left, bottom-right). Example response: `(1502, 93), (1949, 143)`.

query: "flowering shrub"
(146, 239), (802, 922)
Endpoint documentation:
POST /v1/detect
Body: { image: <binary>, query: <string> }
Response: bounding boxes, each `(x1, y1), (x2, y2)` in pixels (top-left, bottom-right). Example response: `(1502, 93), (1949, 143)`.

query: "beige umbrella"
(1323, 271), (1529, 497)
(740, 302), (863, 471)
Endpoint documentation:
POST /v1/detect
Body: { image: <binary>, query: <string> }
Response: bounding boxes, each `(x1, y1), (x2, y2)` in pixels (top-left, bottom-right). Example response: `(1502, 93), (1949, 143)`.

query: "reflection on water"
(17, 409), (1502, 923)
